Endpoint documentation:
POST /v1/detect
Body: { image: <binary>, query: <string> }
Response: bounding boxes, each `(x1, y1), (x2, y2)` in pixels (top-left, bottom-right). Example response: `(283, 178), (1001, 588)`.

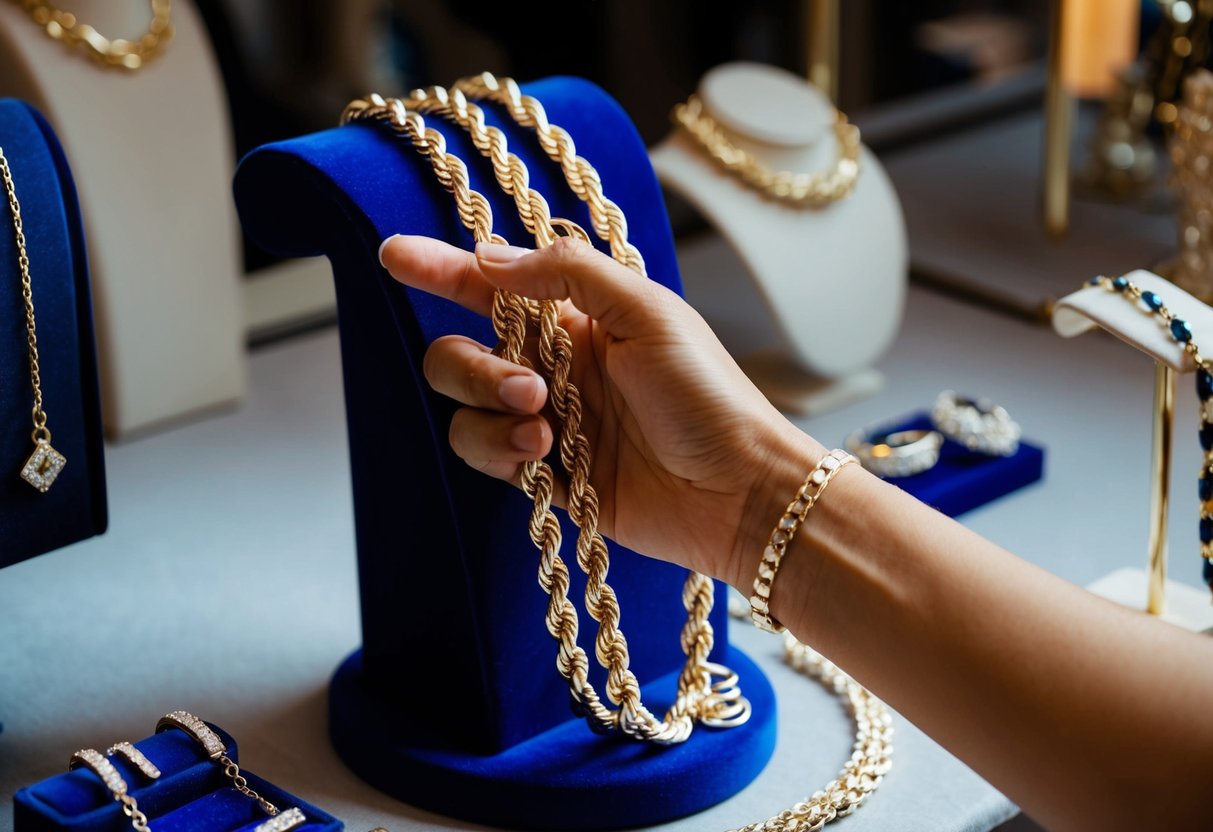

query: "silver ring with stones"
(846, 427), (943, 478)
(930, 390), (1021, 457)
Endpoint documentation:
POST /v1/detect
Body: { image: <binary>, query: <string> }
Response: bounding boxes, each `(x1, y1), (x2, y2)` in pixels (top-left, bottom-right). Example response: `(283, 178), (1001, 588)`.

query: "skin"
(380, 234), (1213, 832)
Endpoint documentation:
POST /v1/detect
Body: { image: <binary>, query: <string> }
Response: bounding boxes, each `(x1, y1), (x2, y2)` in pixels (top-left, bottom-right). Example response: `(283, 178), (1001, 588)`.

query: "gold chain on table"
(10, 0), (172, 71)
(1, 144), (66, 493)
(341, 80), (892, 826)
(671, 94), (860, 205)
(342, 94), (747, 743)
(401, 82), (746, 738)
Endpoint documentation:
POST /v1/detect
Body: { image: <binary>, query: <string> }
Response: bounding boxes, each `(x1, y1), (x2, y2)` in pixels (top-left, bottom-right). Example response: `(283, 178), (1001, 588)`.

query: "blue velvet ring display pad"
(856, 412), (1045, 517)
(0, 99), (107, 569)
(13, 724), (342, 832)
(233, 76), (776, 830)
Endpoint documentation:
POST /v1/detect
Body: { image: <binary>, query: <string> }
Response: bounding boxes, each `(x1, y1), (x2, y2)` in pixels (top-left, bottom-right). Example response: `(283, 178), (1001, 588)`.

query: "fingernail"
(510, 420), (544, 454)
(476, 242), (532, 263)
(499, 374), (544, 412)
(378, 234), (401, 267)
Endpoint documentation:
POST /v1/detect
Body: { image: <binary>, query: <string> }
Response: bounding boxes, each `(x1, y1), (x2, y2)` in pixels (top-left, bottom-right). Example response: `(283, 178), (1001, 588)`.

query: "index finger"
(379, 234), (515, 317)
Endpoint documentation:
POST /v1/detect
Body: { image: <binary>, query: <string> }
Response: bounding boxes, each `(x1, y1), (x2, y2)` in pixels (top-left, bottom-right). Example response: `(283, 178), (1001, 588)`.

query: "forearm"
(740, 429), (1213, 831)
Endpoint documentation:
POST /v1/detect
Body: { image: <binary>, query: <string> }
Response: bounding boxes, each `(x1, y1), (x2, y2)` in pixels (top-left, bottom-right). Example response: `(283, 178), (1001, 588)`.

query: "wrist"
(725, 416), (828, 593)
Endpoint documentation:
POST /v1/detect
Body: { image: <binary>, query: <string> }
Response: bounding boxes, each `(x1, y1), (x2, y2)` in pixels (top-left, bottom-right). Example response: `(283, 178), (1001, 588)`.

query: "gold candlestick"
(806, 0), (839, 102)
(1043, 0), (1073, 238)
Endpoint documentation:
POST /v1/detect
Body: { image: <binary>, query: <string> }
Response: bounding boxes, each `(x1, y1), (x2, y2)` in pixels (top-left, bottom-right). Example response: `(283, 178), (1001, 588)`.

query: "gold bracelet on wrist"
(750, 449), (855, 633)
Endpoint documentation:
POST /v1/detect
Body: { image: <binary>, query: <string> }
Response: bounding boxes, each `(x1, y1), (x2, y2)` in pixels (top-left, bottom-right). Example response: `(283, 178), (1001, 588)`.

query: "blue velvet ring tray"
(852, 411), (1045, 517)
(13, 722), (342, 832)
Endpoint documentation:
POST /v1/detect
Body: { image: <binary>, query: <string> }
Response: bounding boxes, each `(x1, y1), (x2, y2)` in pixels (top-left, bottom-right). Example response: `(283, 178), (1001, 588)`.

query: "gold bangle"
(750, 449), (855, 633)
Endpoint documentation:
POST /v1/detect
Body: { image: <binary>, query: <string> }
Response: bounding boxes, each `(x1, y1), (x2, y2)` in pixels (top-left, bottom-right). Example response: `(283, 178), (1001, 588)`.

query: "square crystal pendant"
(20, 441), (66, 493)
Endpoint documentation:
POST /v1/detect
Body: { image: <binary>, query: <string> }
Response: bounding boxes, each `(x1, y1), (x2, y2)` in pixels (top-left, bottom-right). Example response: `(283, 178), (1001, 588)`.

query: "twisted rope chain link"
(341, 78), (892, 827)
(398, 84), (744, 738)
(448, 72), (647, 274)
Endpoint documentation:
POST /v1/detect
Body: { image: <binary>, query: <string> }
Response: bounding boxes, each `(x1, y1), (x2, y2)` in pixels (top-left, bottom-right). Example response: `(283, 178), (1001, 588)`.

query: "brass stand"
(1147, 362), (1176, 615)
(806, 0), (839, 102)
(1043, 0), (1073, 238)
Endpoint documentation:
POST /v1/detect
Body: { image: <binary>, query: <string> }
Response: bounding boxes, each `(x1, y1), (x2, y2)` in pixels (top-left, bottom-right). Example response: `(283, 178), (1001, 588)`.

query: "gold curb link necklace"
(9, 0), (172, 71)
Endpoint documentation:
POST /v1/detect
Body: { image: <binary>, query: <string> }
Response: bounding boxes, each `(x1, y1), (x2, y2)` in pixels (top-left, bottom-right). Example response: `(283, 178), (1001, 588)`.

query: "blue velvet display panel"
(233, 76), (776, 829)
(0, 100), (106, 569)
(854, 412), (1045, 516)
(14, 723), (342, 832)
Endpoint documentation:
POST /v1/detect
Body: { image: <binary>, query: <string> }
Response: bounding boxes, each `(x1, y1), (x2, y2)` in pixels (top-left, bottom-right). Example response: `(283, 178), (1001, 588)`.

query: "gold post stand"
(1043, 0), (1073, 238)
(806, 0), (839, 102)
(1147, 362), (1176, 615)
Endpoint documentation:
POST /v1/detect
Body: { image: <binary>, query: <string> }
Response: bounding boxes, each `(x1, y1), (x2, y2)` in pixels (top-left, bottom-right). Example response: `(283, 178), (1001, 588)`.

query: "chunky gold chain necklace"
(1, 145), (66, 493)
(342, 74), (891, 827)
(10, 0), (172, 71)
(672, 93), (860, 205)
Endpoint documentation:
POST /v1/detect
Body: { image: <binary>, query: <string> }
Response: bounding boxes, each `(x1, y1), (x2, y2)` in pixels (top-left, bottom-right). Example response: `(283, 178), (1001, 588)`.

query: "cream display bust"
(0, 0), (245, 436)
(651, 62), (907, 414)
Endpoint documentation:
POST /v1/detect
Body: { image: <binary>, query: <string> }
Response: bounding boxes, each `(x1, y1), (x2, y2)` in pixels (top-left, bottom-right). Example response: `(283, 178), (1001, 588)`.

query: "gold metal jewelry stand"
(1043, 0), (1073, 238)
(806, 0), (838, 102)
(1147, 362), (1176, 615)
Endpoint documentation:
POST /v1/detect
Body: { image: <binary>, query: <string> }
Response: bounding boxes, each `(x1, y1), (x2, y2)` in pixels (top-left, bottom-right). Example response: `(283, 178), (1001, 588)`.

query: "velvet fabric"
(0, 100), (107, 569)
(233, 76), (776, 828)
(13, 724), (342, 832)
(867, 412), (1045, 516)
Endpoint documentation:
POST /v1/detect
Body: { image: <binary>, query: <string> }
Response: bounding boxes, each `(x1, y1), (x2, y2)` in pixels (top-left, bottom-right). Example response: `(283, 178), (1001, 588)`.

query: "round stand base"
(329, 645), (777, 830)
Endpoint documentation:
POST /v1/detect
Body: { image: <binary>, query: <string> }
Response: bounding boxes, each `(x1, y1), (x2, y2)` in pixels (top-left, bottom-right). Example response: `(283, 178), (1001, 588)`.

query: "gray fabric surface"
(4, 274), (1179, 831)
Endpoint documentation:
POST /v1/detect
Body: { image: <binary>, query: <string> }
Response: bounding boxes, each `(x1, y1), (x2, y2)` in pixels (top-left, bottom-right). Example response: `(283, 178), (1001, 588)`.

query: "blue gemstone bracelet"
(1088, 274), (1213, 595)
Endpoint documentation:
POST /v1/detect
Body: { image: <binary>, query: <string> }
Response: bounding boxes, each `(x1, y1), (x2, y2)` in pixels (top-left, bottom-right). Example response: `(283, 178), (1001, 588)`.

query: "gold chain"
(218, 753), (279, 816)
(1, 144), (65, 493)
(10, 0), (172, 71)
(672, 94), (860, 205)
(341, 75), (892, 826)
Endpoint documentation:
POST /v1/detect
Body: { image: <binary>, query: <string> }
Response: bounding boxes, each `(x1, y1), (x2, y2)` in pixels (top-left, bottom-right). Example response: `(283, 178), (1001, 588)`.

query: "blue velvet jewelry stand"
(233, 77), (776, 830)
(14, 723), (341, 832)
(0, 100), (106, 569)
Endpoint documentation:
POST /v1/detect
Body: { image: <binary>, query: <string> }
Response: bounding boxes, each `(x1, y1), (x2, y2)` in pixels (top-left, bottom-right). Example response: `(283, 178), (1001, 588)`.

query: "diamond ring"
(846, 427), (943, 478)
(930, 391), (1021, 457)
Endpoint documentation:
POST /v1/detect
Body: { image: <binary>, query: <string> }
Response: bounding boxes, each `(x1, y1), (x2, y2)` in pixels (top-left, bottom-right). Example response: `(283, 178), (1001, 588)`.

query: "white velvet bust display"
(651, 62), (908, 414)
(0, 1), (245, 436)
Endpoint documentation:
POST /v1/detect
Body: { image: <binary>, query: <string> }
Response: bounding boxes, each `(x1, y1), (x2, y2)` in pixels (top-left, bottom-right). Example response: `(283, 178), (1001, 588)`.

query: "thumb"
(475, 237), (671, 340)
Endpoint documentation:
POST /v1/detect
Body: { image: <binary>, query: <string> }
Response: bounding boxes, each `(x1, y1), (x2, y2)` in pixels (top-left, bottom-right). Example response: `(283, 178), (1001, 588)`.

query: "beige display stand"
(1054, 270), (1213, 633)
(651, 63), (907, 415)
(0, 2), (245, 436)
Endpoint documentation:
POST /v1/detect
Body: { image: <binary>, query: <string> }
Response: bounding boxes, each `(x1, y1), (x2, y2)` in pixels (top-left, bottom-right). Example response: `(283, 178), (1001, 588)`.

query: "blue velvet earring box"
(13, 722), (342, 832)
(233, 76), (776, 830)
(852, 411), (1045, 516)
(0, 99), (107, 569)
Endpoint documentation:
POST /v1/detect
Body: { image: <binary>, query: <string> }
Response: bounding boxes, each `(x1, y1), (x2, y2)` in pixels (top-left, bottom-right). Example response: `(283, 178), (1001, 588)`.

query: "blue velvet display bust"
(0, 100), (106, 570)
(233, 77), (776, 829)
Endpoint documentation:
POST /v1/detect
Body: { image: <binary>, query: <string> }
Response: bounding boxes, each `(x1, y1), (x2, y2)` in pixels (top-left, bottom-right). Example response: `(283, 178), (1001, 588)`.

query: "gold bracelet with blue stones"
(1088, 274), (1213, 595)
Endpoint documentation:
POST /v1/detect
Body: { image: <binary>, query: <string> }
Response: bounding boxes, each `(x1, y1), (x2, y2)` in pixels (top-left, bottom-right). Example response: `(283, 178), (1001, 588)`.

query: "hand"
(379, 235), (824, 588)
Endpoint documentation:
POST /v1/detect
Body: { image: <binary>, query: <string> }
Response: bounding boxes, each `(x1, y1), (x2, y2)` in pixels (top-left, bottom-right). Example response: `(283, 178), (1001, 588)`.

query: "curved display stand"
(233, 77), (775, 830)
(0, 99), (106, 569)
(0, 1), (245, 436)
(651, 62), (908, 414)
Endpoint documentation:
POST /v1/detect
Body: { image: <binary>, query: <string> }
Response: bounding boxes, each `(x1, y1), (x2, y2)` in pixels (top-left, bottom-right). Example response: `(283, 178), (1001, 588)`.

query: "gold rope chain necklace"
(342, 72), (891, 830)
(0, 145), (65, 493)
(9, 0), (172, 71)
(672, 94), (860, 205)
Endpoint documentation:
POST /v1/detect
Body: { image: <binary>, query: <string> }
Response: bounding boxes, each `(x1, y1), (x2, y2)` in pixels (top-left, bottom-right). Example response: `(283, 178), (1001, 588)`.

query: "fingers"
(448, 407), (553, 483)
(424, 335), (548, 414)
(475, 236), (671, 340)
(379, 234), (498, 317)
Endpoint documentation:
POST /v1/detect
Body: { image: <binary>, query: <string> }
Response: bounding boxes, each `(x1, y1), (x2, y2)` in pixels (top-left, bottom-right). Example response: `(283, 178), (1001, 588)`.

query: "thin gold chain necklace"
(672, 93), (860, 205)
(0, 145), (66, 492)
(9, 0), (172, 71)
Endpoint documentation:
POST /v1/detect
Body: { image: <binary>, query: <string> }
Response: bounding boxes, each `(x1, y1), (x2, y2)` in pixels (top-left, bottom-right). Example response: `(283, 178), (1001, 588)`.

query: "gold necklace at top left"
(0, 145), (65, 493)
(9, 0), (172, 71)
